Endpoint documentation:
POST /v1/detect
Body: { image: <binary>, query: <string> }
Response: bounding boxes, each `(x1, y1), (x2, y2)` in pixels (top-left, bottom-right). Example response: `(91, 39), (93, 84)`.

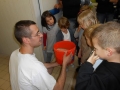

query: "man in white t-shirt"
(9, 20), (73, 90)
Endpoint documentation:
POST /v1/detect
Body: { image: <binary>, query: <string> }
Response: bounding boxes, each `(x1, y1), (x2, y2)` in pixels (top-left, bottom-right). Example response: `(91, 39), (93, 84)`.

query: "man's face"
(92, 38), (107, 59)
(29, 25), (43, 47)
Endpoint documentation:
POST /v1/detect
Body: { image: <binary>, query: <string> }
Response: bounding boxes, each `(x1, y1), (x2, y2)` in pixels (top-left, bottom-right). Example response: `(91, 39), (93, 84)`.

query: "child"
(84, 24), (103, 70)
(41, 11), (59, 63)
(75, 21), (120, 90)
(56, 16), (76, 68)
(74, 5), (91, 71)
(77, 9), (98, 69)
(56, 16), (75, 43)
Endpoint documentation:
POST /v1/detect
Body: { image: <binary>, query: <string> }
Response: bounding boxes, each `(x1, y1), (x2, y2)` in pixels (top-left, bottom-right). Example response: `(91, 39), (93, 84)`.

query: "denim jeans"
(97, 13), (114, 23)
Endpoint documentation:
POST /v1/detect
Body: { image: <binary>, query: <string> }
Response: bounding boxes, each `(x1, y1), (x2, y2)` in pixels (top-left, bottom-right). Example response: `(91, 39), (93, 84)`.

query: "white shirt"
(9, 49), (56, 90)
(62, 29), (71, 41)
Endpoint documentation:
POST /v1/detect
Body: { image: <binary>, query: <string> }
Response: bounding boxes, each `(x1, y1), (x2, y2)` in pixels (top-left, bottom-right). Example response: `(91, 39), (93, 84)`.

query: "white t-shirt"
(62, 29), (71, 41)
(9, 49), (56, 90)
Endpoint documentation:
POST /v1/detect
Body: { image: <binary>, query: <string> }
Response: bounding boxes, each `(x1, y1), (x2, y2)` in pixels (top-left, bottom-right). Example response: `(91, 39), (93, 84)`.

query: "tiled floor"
(0, 54), (78, 90)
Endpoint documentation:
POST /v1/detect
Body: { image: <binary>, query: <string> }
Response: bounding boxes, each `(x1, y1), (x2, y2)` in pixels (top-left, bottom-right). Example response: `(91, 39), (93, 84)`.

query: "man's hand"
(109, 0), (118, 3)
(54, 0), (62, 9)
(62, 52), (73, 66)
(54, 4), (61, 9)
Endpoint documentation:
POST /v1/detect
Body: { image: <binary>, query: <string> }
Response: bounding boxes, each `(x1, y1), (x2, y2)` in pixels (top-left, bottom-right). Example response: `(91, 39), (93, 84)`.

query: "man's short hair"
(14, 20), (36, 44)
(91, 21), (120, 53)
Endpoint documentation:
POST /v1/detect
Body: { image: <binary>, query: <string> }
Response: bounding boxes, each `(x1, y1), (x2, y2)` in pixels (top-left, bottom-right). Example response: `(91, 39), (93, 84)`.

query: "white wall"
(0, 0), (62, 62)
(0, 0), (44, 61)
(39, 0), (62, 21)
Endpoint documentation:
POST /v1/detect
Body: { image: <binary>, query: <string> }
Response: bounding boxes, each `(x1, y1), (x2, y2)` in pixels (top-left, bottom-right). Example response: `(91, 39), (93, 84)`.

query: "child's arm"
(74, 25), (81, 38)
(43, 33), (47, 50)
(75, 52), (104, 90)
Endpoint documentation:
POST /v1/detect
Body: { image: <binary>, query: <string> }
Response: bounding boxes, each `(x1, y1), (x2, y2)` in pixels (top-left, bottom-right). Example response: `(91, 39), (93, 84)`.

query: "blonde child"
(84, 24), (103, 70)
(77, 9), (98, 67)
(74, 5), (91, 71)
(56, 16), (75, 43)
(76, 21), (120, 90)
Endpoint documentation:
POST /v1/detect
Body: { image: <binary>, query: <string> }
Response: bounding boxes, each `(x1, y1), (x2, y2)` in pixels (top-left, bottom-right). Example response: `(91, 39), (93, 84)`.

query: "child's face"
(60, 28), (67, 33)
(45, 16), (54, 26)
(85, 35), (92, 47)
(79, 22), (85, 30)
(92, 38), (107, 59)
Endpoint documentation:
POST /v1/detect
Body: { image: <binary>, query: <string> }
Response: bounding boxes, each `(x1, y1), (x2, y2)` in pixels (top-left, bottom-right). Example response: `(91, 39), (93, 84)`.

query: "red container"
(53, 41), (76, 65)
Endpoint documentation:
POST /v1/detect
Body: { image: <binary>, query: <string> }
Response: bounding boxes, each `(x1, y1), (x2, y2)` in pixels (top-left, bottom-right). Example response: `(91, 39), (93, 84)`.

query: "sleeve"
(56, 30), (63, 42)
(74, 28), (79, 38)
(75, 62), (105, 90)
(43, 33), (47, 46)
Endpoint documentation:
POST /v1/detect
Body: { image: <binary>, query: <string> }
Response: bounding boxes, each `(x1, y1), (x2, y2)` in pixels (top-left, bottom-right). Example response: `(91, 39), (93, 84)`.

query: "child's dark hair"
(41, 11), (56, 30)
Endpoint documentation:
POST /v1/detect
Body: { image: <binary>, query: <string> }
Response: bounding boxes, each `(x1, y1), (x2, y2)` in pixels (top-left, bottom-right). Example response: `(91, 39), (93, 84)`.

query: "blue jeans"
(97, 13), (114, 23)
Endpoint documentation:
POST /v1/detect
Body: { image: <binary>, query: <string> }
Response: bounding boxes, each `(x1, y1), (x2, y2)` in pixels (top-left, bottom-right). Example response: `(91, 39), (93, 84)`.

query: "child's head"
(77, 9), (98, 30)
(84, 24), (101, 47)
(58, 17), (70, 32)
(41, 11), (56, 29)
(91, 22), (120, 59)
(78, 5), (91, 15)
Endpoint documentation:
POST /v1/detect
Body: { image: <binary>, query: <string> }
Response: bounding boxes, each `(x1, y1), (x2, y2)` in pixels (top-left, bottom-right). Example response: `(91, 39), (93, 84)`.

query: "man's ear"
(22, 37), (30, 44)
(106, 48), (113, 56)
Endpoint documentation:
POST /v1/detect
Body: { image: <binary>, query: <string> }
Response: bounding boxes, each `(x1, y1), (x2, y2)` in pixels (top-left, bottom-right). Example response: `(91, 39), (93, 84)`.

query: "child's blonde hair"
(91, 21), (120, 53)
(84, 24), (101, 39)
(78, 5), (91, 15)
(77, 9), (98, 30)
(58, 17), (70, 29)
(84, 24), (101, 47)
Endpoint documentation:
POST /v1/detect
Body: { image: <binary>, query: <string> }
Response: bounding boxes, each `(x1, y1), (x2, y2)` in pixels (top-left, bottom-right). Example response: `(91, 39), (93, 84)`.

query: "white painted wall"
(0, 0), (44, 61)
(0, 0), (61, 62)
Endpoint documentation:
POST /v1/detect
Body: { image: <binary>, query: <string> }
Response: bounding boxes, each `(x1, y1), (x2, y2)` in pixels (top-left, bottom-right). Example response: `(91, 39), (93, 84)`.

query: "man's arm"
(53, 52), (73, 90)
(44, 62), (59, 69)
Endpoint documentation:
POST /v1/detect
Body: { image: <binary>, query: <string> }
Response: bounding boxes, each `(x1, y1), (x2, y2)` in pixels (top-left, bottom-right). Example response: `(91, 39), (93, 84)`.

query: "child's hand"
(87, 51), (99, 65)
(62, 52), (73, 66)
(43, 46), (46, 50)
